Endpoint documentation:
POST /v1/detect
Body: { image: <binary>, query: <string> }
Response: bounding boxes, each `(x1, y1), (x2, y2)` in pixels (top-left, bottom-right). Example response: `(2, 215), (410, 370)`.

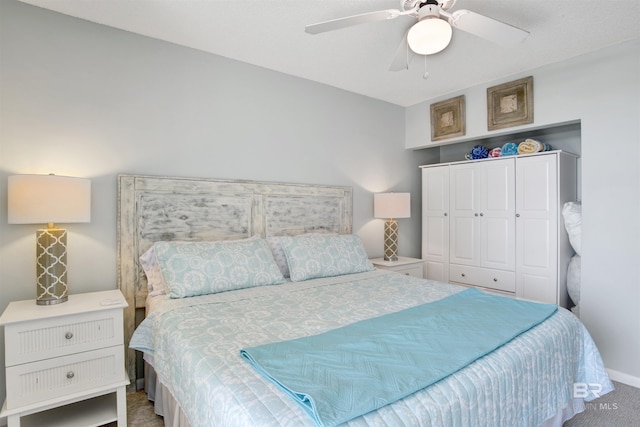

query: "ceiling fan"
(305, 0), (529, 71)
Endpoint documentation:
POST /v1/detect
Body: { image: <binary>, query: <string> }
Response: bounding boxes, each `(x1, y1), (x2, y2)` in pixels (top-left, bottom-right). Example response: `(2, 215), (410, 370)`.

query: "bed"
(118, 174), (612, 427)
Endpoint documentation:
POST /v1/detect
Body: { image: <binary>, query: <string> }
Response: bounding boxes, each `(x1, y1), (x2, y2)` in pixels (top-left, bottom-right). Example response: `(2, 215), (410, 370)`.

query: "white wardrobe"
(421, 151), (578, 307)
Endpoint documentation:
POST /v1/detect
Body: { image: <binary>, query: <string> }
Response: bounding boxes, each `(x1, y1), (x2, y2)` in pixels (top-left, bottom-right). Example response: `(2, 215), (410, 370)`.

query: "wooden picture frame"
(430, 95), (465, 141)
(487, 76), (533, 131)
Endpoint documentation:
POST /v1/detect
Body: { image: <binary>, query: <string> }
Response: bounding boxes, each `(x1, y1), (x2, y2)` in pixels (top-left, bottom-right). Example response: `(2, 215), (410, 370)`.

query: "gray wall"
(0, 0), (438, 408)
(407, 39), (640, 387)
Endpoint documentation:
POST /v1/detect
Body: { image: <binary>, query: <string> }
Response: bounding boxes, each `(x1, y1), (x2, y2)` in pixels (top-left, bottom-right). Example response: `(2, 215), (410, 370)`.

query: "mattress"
(130, 269), (612, 427)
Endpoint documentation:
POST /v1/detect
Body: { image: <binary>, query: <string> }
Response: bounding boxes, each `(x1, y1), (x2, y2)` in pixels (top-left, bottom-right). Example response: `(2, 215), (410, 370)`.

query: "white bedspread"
(130, 270), (612, 427)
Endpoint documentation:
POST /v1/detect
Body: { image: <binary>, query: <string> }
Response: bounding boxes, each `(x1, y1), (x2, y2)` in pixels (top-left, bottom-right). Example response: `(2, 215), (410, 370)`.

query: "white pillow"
(562, 201), (582, 256)
(139, 246), (166, 295)
(266, 235), (292, 278)
(567, 255), (581, 305)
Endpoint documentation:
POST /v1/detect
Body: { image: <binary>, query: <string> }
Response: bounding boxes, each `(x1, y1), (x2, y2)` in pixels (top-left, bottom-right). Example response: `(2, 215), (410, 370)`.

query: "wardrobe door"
(421, 166), (449, 282)
(480, 158), (515, 271)
(449, 163), (480, 267)
(516, 154), (558, 304)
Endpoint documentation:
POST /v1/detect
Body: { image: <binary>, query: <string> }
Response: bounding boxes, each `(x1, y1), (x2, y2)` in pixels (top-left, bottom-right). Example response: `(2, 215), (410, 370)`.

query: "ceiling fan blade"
(449, 9), (529, 46)
(305, 9), (402, 34)
(389, 32), (415, 71)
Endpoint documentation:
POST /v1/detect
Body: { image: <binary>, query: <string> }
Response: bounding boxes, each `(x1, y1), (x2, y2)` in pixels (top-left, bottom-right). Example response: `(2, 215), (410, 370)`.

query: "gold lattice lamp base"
(36, 227), (68, 305)
(384, 219), (399, 261)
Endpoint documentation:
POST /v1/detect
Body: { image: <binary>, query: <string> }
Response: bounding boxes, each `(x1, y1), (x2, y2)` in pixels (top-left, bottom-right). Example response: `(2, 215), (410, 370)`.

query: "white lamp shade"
(8, 174), (91, 225)
(407, 18), (453, 55)
(374, 193), (411, 219)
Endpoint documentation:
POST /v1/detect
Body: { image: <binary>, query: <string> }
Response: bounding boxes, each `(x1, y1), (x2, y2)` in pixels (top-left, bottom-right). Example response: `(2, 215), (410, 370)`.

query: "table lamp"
(8, 174), (91, 305)
(374, 192), (410, 261)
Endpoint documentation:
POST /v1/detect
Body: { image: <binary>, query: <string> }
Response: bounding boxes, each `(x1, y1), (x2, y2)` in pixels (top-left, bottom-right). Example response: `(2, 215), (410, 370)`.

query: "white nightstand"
(370, 257), (424, 278)
(0, 289), (129, 427)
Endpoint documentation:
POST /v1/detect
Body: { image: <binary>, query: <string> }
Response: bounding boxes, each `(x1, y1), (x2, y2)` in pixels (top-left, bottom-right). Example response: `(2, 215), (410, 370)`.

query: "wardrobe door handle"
(516, 213), (521, 218)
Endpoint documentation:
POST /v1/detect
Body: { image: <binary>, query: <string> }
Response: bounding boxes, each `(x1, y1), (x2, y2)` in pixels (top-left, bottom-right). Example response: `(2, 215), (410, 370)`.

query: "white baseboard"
(607, 368), (640, 388)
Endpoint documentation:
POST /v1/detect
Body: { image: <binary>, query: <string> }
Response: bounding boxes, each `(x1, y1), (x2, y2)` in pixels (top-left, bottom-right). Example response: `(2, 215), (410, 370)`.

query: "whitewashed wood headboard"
(117, 174), (353, 383)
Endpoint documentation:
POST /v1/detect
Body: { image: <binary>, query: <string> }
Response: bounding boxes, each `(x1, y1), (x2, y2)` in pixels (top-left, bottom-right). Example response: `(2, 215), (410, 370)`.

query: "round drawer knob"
(66, 371), (75, 379)
(65, 332), (73, 340)
(493, 278), (498, 282)
(516, 213), (521, 218)
(444, 213), (448, 216)
(461, 273), (466, 277)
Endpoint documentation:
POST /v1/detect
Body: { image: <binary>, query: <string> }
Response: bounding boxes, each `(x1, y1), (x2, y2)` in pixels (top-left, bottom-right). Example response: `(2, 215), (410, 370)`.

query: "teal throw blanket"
(240, 288), (557, 427)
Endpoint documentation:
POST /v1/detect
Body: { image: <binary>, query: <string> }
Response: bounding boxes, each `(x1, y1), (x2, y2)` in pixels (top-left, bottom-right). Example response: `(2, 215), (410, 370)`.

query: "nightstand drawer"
(392, 265), (424, 278)
(5, 346), (124, 409)
(5, 309), (124, 366)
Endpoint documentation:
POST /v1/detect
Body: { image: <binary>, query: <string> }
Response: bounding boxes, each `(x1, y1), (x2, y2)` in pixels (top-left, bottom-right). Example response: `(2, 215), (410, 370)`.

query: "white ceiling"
(18, 0), (640, 107)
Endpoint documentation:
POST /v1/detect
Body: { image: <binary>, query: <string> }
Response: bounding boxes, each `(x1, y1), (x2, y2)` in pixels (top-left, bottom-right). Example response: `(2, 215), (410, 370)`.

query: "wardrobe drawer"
(449, 264), (515, 293)
(5, 309), (124, 366)
(5, 346), (124, 409)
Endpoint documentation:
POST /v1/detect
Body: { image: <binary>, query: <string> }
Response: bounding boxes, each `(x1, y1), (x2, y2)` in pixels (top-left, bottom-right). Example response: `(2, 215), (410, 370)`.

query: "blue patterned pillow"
(266, 233), (337, 278)
(153, 239), (285, 298)
(280, 234), (374, 282)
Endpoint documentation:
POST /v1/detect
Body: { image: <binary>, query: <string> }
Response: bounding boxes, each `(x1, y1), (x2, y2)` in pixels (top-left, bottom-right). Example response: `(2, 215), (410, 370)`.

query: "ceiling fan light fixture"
(407, 18), (453, 55)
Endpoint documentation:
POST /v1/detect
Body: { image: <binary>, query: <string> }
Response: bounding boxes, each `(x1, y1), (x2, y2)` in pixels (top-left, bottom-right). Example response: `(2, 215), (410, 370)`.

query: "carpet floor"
(105, 390), (163, 427)
(563, 380), (640, 426)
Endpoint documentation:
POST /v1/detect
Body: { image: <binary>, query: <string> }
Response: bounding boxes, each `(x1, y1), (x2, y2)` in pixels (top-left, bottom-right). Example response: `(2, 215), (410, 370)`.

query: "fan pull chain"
(423, 55), (430, 79)
(404, 37), (411, 71)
